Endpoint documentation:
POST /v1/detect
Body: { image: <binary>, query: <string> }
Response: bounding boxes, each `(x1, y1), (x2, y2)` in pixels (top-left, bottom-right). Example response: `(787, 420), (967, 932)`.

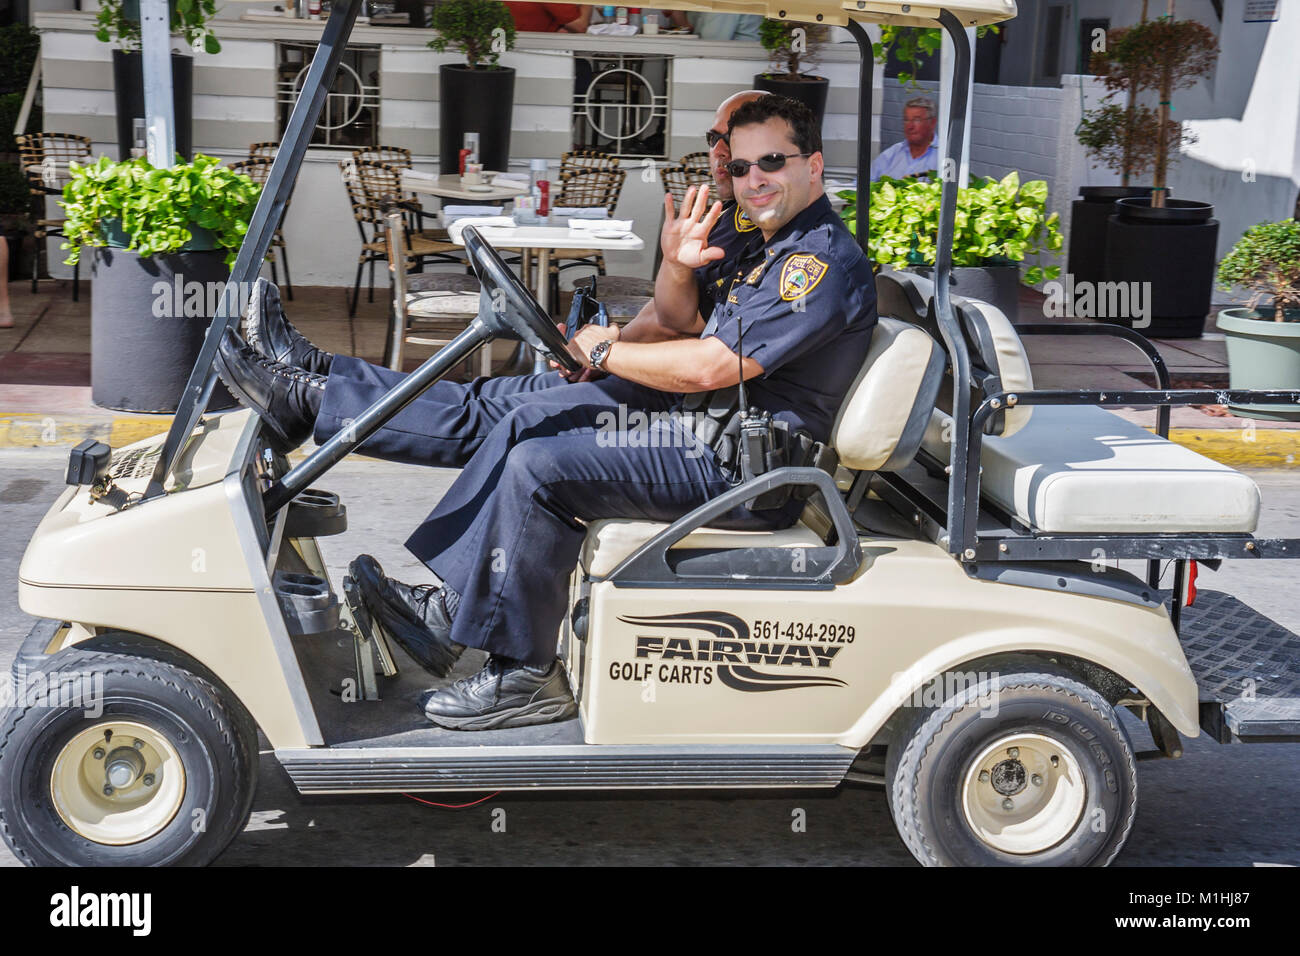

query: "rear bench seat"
(876, 270), (1262, 535)
(581, 270), (1261, 577)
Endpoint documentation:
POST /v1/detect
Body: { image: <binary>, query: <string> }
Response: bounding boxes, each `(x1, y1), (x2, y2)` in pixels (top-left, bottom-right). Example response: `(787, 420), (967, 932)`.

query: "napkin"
(567, 218), (634, 233)
(550, 207), (610, 219)
(587, 23), (639, 36)
(491, 173), (530, 188)
(448, 216), (518, 243)
(441, 205), (505, 223)
(403, 169), (439, 182)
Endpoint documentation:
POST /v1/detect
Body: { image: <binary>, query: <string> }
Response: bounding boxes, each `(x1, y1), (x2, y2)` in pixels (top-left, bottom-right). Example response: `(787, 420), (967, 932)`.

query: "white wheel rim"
(961, 732), (1086, 855)
(50, 720), (187, 846)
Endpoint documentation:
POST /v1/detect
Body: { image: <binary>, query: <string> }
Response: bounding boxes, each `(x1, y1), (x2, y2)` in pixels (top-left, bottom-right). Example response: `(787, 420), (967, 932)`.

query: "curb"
(2, 413), (1298, 469)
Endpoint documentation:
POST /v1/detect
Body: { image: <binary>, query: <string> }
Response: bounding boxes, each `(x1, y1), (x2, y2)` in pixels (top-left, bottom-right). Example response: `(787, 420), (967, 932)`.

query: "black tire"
(890, 672), (1137, 867)
(0, 650), (258, 866)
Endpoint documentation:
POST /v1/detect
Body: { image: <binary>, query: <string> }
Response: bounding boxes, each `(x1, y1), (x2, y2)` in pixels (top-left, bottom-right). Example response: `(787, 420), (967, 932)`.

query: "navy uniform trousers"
(313, 355), (795, 666)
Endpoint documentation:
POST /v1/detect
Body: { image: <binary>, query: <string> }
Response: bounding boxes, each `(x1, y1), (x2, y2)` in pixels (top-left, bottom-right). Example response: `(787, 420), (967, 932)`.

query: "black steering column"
(263, 226), (580, 515)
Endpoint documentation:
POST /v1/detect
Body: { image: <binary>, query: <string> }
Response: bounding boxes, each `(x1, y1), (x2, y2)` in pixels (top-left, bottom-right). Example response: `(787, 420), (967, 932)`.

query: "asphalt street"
(1, 445), (1297, 867)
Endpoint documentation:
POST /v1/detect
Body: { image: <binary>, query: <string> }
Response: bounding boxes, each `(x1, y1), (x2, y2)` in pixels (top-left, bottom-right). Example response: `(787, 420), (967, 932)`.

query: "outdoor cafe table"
(401, 171), (529, 203)
(450, 220), (645, 371)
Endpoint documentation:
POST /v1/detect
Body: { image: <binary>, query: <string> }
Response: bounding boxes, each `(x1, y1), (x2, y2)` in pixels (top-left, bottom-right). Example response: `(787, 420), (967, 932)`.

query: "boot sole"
(424, 696), (579, 731)
(214, 345), (301, 455)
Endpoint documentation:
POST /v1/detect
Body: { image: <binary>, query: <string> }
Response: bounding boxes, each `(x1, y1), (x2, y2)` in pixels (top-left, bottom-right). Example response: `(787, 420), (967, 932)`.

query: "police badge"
(779, 254), (829, 301)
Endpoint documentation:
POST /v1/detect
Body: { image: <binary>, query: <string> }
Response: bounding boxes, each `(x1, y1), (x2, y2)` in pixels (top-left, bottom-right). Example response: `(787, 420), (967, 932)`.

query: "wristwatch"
(589, 339), (615, 370)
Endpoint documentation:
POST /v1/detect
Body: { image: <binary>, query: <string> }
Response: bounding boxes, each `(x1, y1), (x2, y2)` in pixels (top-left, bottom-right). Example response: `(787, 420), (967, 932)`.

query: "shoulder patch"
(779, 254), (829, 301)
(734, 205), (758, 233)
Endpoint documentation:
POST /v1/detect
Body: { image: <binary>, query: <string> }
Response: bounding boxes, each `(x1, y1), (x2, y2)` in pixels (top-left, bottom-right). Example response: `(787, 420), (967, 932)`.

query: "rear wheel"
(0, 651), (257, 866)
(889, 672), (1137, 866)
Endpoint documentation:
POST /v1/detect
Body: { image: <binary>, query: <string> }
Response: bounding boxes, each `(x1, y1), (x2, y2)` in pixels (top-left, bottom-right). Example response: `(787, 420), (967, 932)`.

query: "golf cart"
(7, 0), (1300, 867)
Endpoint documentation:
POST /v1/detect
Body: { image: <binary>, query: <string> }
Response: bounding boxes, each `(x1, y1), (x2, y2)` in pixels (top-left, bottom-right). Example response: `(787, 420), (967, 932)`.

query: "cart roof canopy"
(224, 0), (1018, 29)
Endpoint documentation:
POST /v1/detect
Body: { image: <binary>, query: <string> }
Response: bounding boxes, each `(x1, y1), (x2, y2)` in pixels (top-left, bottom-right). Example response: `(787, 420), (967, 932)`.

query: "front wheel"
(889, 671), (1137, 866)
(0, 650), (257, 866)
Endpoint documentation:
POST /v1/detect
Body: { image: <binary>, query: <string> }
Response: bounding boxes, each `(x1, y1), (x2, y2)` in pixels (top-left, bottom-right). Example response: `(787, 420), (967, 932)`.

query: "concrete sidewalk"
(1, 278), (1297, 468)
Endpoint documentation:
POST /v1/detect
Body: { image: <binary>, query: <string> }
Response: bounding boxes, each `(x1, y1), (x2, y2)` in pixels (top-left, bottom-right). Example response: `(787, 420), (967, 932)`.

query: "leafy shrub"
(839, 171), (1062, 284)
(872, 24), (999, 89)
(1216, 219), (1300, 322)
(428, 0), (515, 70)
(0, 162), (32, 216)
(0, 23), (41, 94)
(60, 154), (260, 266)
(95, 0), (222, 54)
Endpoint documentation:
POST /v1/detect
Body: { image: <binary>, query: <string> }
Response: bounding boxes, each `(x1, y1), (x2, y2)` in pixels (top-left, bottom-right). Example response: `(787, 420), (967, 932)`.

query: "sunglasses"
(723, 152), (812, 179)
(705, 129), (730, 149)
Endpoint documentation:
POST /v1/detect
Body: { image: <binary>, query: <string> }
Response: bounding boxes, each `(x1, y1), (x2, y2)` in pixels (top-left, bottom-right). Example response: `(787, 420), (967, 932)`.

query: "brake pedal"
(342, 574), (399, 692)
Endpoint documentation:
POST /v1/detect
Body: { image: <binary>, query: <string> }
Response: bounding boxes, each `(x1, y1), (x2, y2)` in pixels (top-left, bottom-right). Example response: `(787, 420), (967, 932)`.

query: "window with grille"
(572, 53), (671, 159)
(276, 41), (381, 148)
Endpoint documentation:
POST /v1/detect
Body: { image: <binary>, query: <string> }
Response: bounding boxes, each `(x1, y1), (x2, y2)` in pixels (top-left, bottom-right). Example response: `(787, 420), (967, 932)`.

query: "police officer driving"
(214, 95), (877, 730)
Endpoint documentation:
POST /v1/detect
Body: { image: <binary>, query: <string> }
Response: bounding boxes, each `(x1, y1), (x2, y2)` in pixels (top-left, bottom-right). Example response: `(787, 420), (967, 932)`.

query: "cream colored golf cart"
(7, 0), (1300, 867)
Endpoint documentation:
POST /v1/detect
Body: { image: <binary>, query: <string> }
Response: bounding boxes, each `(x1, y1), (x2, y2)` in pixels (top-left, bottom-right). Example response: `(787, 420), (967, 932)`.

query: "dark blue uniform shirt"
(695, 199), (764, 305)
(699, 194), (877, 444)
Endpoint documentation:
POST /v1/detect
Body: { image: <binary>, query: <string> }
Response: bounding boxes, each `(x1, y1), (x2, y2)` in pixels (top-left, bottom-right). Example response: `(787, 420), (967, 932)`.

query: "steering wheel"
(461, 225), (583, 373)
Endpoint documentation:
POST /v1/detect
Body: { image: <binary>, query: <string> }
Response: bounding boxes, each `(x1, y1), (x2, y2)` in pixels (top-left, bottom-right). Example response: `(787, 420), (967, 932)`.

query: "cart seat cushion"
(876, 270), (1034, 437)
(582, 519), (825, 577)
(831, 316), (946, 472)
(920, 405), (1261, 533)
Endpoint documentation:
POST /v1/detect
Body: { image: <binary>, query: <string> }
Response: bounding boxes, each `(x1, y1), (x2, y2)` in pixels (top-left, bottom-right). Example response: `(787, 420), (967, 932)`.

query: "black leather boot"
(244, 278), (333, 374)
(216, 327), (324, 454)
(349, 554), (465, 678)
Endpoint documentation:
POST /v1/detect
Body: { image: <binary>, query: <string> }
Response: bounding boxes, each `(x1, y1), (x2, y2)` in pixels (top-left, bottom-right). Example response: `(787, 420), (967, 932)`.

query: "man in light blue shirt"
(690, 12), (763, 41)
(870, 95), (939, 181)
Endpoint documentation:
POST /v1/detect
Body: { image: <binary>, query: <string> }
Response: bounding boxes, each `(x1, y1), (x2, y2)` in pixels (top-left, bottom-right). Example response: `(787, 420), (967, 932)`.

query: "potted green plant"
(95, 0), (222, 162)
(62, 153), (257, 412)
(754, 19), (830, 125)
(839, 172), (1061, 321)
(1215, 218), (1300, 421)
(429, 0), (517, 174)
(1075, 5), (1219, 338)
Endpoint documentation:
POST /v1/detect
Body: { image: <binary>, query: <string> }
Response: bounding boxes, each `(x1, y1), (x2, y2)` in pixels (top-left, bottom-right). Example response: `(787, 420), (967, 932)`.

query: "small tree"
(1216, 219), (1300, 322)
(429, 0), (516, 70)
(758, 19), (828, 79)
(872, 24), (1000, 90)
(1076, 4), (1217, 201)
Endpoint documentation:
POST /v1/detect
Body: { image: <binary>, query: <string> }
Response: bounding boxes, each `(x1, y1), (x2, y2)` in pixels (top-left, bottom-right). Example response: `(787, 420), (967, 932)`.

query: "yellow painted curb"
(1162, 429), (1300, 468)
(0, 414), (171, 450)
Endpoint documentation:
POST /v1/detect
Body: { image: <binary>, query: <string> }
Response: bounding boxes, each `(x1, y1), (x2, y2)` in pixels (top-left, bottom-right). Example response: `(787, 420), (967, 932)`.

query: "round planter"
(753, 73), (830, 127)
(1215, 307), (1300, 421)
(439, 64), (514, 175)
(1103, 199), (1219, 339)
(908, 264), (1021, 323)
(1068, 186), (1162, 289)
(91, 246), (238, 413)
(112, 51), (193, 162)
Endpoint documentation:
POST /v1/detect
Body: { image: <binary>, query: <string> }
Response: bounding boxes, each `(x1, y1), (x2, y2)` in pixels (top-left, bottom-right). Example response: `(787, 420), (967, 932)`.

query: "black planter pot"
(908, 264), (1021, 322)
(1068, 186), (1162, 288)
(112, 51), (193, 162)
(439, 65), (514, 174)
(1103, 198), (1218, 339)
(91, 246), (237, 413)
(753, 73), (830, 128)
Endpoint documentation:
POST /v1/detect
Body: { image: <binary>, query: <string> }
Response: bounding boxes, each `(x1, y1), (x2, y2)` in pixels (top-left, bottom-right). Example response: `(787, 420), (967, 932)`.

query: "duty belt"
(671, 388), (839, 506)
